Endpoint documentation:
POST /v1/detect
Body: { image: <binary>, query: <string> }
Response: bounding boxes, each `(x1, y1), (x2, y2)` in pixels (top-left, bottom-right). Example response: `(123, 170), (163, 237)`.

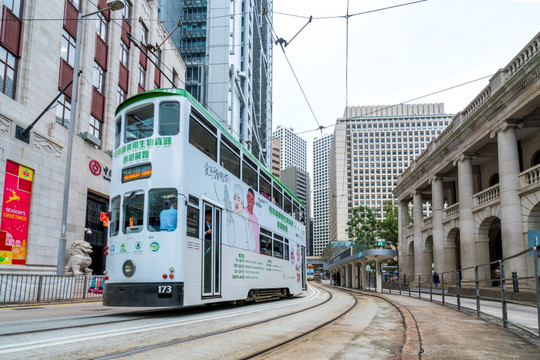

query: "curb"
(358, 291), (422, 360)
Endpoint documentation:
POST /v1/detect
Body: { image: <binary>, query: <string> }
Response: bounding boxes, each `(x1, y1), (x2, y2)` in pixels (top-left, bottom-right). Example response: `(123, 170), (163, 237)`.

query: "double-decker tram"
(103, 89), (307, 307)
(306, 265), (314, 281)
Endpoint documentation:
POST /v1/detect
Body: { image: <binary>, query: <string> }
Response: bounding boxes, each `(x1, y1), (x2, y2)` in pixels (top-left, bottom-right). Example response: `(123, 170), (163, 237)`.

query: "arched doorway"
(478, 216), (502, 286)
(424, 236), (434, 276)
(527, 201), (540, 289)
(445, 228), (460, 281)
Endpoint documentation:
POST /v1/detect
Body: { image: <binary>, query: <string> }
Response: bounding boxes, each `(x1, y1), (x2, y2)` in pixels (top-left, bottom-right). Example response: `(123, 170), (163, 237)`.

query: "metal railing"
(0, 274), (104, 306)
(375, 245), (540, 337)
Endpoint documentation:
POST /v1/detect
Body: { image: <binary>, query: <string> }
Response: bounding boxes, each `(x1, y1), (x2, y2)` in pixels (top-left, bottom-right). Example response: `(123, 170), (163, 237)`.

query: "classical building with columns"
(393, 31), (540, 287)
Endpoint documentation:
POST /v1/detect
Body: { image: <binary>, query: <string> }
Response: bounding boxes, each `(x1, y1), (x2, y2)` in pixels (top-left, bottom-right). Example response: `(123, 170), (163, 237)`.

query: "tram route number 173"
(158, 285), (172, 294)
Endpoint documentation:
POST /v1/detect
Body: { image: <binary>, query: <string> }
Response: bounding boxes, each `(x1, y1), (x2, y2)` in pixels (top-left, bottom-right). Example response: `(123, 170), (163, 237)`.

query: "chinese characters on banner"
(0, 160), (34, 265)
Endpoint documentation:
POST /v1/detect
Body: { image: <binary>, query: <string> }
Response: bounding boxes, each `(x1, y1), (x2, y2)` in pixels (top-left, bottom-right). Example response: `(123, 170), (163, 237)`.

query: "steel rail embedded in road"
(239, 282), (359, 359)
(93, 286), (332, 360)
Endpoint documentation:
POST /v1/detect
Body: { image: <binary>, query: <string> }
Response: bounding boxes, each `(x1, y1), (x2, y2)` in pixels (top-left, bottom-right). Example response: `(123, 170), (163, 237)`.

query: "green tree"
(346, 206), (379, 252)
(321, 242), (345, 264)
(379, 201), (399, 249)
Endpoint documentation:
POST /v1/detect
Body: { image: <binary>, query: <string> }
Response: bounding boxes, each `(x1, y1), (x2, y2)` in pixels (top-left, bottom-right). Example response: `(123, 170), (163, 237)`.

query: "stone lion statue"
(65, 240), (93, 275)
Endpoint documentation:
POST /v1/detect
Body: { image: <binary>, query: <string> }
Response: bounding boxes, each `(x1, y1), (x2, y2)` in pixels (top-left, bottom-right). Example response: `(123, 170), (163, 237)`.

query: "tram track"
(0, 285), (328, 359)
(239, 282), (359, 359)
(0, 305), (228, 337)
(93, 284), (335, 359)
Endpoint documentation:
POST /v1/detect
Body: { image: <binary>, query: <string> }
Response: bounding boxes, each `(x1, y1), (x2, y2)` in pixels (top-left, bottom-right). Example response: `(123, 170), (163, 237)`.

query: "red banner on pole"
(0, 161), (34, 265)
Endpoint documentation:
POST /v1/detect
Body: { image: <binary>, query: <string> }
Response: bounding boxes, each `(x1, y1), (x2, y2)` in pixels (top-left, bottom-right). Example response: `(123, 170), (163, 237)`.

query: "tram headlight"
(122, 260), (136, 277)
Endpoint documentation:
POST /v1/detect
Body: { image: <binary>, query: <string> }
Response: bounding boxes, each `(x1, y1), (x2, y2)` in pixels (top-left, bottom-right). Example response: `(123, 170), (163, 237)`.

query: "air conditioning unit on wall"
(81, 132), (101, 147)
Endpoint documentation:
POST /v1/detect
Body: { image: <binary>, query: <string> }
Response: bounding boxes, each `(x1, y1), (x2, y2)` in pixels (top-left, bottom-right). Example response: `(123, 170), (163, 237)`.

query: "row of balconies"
(404, 163), (540, 235)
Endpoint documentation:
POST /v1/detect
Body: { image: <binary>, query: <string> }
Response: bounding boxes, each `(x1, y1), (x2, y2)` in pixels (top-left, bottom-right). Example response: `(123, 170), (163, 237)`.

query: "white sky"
(271, 0), (540, 175)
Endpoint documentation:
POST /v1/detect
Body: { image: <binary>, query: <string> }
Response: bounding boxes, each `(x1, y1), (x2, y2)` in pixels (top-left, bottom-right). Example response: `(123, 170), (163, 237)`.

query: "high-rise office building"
(313, 134), (333, 256)
(272, 126), (307, 172)
(329, 104), (453, 243)
(158, 0), (273, 167)
(271, 137), (281, 179)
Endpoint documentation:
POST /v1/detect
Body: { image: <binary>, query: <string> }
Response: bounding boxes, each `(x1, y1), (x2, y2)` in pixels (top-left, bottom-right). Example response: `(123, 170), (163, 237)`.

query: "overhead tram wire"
(264, 10), (324, 137)
(293, 73), (495, 136)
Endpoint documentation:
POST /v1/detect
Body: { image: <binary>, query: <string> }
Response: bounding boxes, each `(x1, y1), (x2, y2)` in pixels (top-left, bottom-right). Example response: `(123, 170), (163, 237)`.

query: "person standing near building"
(433, 271), (440, 290)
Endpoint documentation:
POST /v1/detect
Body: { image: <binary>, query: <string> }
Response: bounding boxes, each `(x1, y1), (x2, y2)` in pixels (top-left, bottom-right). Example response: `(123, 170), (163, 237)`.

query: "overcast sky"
(271, 0), (540, 172)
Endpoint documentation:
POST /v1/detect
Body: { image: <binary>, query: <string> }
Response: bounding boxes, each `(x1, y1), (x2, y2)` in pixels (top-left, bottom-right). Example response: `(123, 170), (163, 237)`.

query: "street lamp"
(57, 0), (125, 274)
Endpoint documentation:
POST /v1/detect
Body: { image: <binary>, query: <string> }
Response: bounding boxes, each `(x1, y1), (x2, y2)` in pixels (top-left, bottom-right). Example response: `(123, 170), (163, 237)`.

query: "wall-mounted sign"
(89, 160), (111, 182)
(89, 160), (102, 176)
(0, 160), (34, 265)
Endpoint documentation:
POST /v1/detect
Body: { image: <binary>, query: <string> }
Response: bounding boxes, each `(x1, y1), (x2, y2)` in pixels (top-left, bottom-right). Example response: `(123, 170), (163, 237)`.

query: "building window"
(120, 41), (128, 67)
(55, 94), (71, 128)
(4, 0), (23, 16)
(117, 86), (126, 105)
(67, 0), (79, 11)
(121, 0), (131, 18)
(96, 12), (108, 41)
(93, 62), (105, 93)
(138, 63), (146, 87)
(89, 115), (102, 140)
(60, 30), (76, 67)
(0, 47), (17, 98)
(140, 23), (148, 46)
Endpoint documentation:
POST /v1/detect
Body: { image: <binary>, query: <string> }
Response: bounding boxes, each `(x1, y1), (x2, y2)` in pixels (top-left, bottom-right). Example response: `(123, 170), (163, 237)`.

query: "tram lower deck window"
(123, 192), (144, 234)
(147, 188), (178, 232)
(260, 229), (272, 256)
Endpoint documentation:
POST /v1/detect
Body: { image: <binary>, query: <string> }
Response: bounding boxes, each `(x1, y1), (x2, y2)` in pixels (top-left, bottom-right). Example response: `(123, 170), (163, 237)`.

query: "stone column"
(413, 191), (424, 277)
(431, 177), (446, 273)
(496, 123), (526, 276)
(359, 260), (365, 290)
(375, 258), (382, 293)
(398, 200), (410, 280)
(456, 155), (476, 281)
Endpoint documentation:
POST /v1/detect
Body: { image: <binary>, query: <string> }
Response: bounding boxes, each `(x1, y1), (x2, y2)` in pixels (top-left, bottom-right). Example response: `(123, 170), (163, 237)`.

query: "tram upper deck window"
(260, 228), (272, 256)
(125, 104), (154, 143)
(259, 172), (271, 201)
(293, 202), (300, 221)
(242, 156), (258, 190)
(147, 188), (178, 232)
(219, 137), (240, 178)
(284, 195), (292, 216)
(272, 185), (282, 208)
(189, 113), (217, 161)
(159, 101), (180, 135)
(110, 196), (120, 237)
(123, 191), (144, 234)
(114, 116), (121, 149)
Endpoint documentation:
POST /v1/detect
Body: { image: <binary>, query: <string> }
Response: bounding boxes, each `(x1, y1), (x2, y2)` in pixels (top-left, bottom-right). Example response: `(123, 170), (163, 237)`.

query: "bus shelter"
(328, 248), (397, 293)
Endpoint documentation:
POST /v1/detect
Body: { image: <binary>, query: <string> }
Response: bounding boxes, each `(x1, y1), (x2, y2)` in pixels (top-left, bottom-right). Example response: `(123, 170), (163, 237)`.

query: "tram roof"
(115, 88), (306, 209)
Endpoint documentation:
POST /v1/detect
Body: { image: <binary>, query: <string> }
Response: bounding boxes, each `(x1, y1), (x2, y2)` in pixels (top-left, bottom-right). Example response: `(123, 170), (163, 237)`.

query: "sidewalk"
(370, 291), (540, 360)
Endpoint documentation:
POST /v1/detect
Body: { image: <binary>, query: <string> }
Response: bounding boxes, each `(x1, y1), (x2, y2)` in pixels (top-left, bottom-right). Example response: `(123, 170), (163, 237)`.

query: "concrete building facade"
(329, 104), (453, 244)
(272, 126), (307, 172)
(313, 133), (332, 256)
(393, 32), (540, 287)
(0, 0), (185, 274)
(271, 137), (281, 179)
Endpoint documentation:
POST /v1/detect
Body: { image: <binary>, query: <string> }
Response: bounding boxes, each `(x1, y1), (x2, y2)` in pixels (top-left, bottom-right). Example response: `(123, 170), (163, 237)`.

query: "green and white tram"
(103, 89), (307, 307)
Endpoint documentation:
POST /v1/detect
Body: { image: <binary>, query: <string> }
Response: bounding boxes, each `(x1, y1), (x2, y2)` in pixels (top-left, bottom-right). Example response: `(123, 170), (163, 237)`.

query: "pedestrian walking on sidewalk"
(433, 272), (440, 290)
